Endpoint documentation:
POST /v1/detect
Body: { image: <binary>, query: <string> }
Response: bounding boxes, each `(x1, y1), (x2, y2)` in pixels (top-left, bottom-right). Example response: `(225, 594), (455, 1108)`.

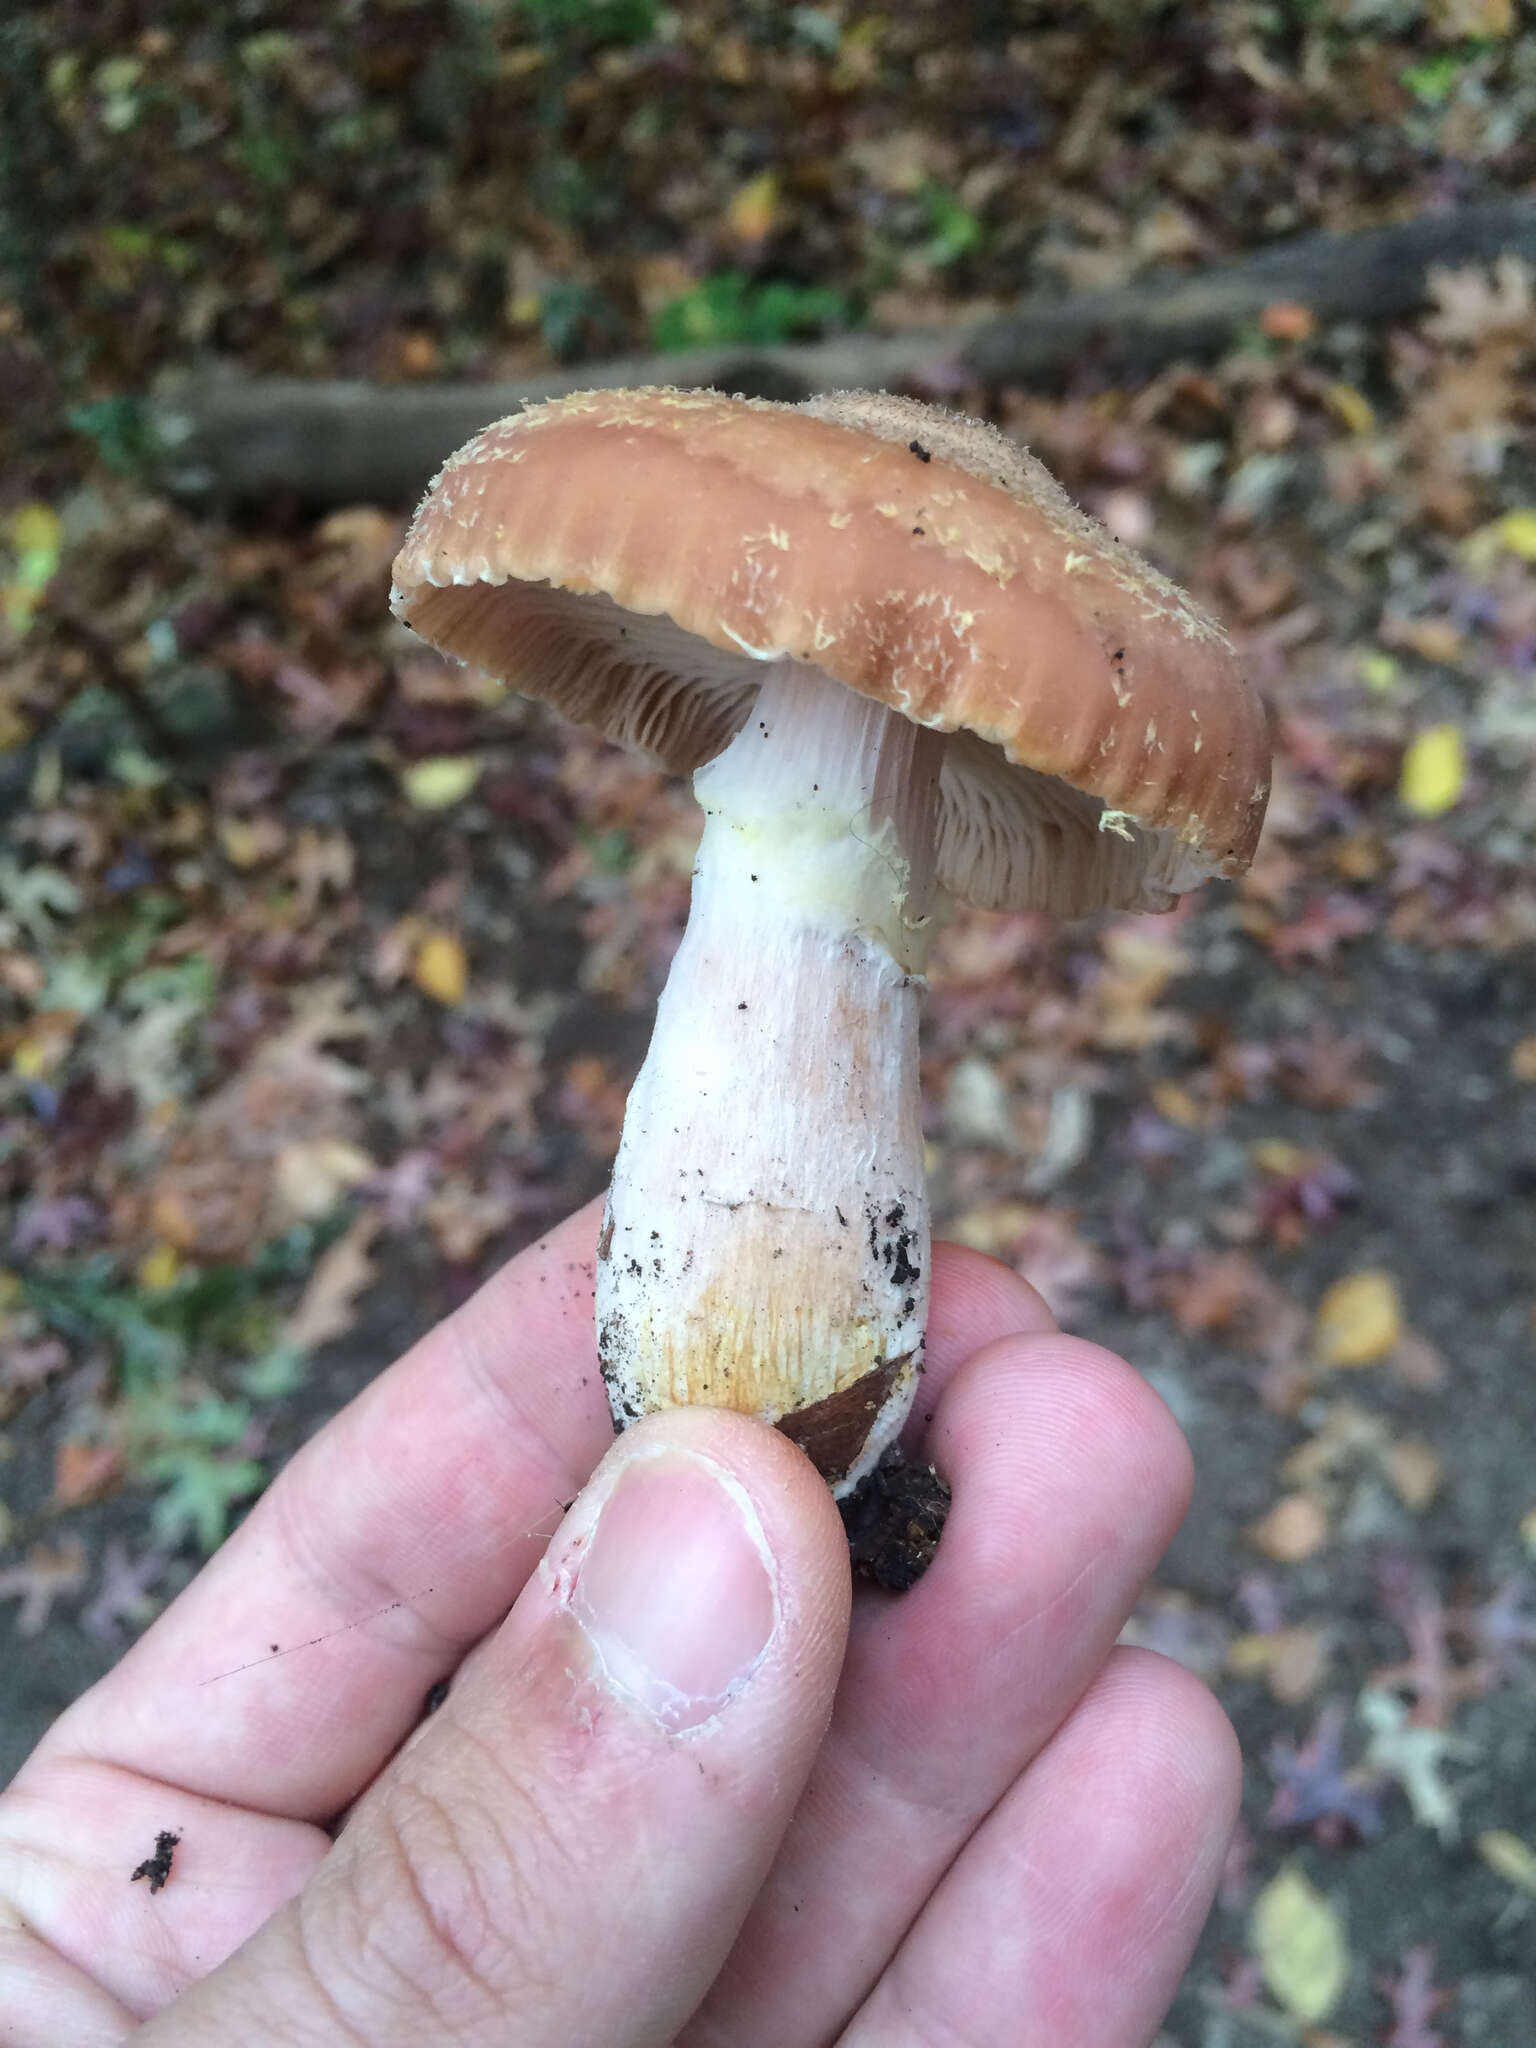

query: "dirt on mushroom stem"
(596, 655), (946, 1499)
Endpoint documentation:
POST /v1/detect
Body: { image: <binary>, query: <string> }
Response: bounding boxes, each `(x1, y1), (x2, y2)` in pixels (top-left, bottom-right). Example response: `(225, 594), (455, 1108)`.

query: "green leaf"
(0, 859), (80, 942)
(145, 1448), (265, 1552)
(517, 0), (659, 45)
(39, 954), (113, 1016)
(1401, 52), (1465, 107)
(119, 956), (217, 1014)
(650, 271), (855, 352)
(67, 396), (163, 477)
(238, 1345), (307, 1401)
(918, 180), (983, 266)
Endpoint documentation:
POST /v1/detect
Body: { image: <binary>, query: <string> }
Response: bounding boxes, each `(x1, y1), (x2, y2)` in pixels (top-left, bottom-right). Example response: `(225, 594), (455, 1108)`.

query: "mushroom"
(391, 387), (1270, 1495)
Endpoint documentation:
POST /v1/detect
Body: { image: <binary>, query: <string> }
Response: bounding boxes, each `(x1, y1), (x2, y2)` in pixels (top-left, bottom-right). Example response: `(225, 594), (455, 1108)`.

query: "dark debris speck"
(130, 1830), (181, 1895)
(840, 1449), (949, 1590)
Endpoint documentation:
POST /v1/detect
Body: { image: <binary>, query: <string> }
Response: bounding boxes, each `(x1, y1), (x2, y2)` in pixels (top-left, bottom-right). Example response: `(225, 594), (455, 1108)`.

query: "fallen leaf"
(413, 930), (468, 1006)
(1149, 1080), (1211, 1129)
(1380, 1440), (1443, 1512)
(1380, 613), (1464, 664)
(53, 1438), (125, 1508)
(1248, 1494), (1330, 1563)
(274, 1138), (376, 1221)
(726, 170), (778, 243)
(1314, 1270), (1403, 1368)
(1399, 725), (1466, 819)
(1431, 0), (1511, 33)
(1378, 1944), (1452, 2048)
(9, 1008), (81, 1079)
(150, 1157), (269, 1260)
(3, 501), (62, 634)
(79, 1536), (171, 1647)
(1228, 1625), (1331, 1703)
(0, 1333), (70, 1417)
(1511, 1035), (1536, 1083)
(1358, 1687), (1477, 1844)
(1325, 381), (1375, 436)
(0, 1541), (87, 1635)
(1249, 1865), (1347, 2025)
(216, 813), (288, 868)
(1282, 1402), (1388, 1489)
(1478, 1828), (1536, 1898)
(137, 1241), (180, 1291)
(282, 1211), (380, 1352)
(1260, 300), (1314, 341)
(1426, 254), (1532, 344)
(1389, 1329), (1448, 1392)
(401, 755), (482, 810)
(1490, 507), (1536, 559)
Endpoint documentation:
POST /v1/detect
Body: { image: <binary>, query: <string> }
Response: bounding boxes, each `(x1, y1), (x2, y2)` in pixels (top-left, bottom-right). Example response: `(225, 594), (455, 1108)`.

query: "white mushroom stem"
(597, 656), (945, 1494)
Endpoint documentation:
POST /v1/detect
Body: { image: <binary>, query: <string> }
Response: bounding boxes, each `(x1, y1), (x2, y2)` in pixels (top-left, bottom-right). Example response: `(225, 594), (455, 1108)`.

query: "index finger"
(27, 1210), (1052, 1824)
(31, 1202), (613, 1820)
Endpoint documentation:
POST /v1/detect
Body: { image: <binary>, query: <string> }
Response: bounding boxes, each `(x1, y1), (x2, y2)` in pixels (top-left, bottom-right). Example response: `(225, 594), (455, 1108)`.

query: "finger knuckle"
(345, 1737), (571, 2021)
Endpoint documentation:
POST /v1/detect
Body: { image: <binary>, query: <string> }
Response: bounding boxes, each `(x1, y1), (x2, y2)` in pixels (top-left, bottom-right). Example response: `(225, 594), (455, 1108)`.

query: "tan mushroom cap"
(391, 387), (1270, 914)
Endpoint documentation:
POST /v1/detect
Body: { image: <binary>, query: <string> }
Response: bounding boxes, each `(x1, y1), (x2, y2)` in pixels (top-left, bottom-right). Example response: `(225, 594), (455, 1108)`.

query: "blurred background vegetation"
(2, 4), (1536, 2041)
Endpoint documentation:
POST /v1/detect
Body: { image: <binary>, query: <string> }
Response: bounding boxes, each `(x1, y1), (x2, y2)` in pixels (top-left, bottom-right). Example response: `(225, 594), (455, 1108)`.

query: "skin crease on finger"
(0, 1212), (1236, 2048)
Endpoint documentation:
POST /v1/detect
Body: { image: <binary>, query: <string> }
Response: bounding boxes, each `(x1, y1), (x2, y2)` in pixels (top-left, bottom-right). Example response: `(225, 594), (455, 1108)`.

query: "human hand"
(0, 1199), (1237, 2046)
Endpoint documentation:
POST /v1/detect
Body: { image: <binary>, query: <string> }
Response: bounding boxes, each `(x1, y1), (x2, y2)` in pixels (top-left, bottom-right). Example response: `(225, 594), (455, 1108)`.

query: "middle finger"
(683, 1324), (1194, 2044)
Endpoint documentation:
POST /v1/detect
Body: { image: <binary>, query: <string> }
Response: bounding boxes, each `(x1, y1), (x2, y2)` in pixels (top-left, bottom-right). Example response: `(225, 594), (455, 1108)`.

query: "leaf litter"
(3, 5), (1536, 2035)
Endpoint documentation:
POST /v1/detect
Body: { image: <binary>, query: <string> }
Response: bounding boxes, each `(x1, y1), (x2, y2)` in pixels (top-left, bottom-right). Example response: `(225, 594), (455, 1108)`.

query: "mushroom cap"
(391, 387), (1270, 914)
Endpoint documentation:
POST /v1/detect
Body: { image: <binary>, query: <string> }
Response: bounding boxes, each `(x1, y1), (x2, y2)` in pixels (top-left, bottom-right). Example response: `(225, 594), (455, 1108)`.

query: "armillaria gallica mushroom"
(391, 387), (1271, 1495)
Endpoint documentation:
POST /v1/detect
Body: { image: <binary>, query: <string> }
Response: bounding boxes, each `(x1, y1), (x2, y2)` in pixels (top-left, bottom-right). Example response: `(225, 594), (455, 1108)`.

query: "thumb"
(141, 1408), (852, 2047)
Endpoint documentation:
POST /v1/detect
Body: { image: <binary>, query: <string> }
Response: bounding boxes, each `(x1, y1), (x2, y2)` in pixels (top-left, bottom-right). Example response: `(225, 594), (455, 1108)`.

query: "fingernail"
(560, 1450), (778, 1733)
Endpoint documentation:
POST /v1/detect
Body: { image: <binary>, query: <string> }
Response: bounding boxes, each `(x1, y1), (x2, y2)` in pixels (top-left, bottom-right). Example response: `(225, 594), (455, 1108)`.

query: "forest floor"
(2, 5), (1535, 2042)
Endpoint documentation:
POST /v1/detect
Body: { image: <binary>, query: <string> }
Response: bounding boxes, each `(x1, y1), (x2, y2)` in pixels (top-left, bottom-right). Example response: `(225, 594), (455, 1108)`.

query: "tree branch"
(145, 196), (1536, 508)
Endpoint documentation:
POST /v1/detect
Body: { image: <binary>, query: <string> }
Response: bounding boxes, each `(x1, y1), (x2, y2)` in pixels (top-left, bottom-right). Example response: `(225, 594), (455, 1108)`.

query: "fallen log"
(147, 195), (1536, 507)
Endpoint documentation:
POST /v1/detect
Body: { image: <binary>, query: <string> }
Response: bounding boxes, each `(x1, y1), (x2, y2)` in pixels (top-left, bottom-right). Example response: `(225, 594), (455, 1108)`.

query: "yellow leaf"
(3, 502), (62, 636)
(137, 1241), (181, 1292)
(1381, 1438), (1442, 1511)
(1478, 1829), (1536, 1897)
(401, 755), (482, 810)
(1227, 1633), (1277, 1677)
(1494, 508), (1536, 560)
(274, 1139), (376, 1221)
(413, 930), (467, 1006)
(216, 813), (287, 868)
(1314, 1269), (1403, 1368)
(1149, 1081), (1207, 1129)
(1252, 1138), (1309, 1176)
(1511, 1035), (1536, 1083)
(1247, 1492), (1330, 1563)
(726, 171), (779, 244)
(1399, 724), (1465, 818)
(8, 501), (62, 588)
(1432, 0), (1511, 30)
(12, 1011), (79, 1079)
(1324, 382), (1375, 436)
(1250, 1865), (1347, 2024)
